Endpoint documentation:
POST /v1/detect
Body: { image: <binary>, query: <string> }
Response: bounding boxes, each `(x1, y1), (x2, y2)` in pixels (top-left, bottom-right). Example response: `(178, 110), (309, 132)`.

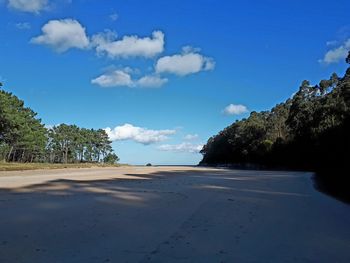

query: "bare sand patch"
(0, 166), (349, 262)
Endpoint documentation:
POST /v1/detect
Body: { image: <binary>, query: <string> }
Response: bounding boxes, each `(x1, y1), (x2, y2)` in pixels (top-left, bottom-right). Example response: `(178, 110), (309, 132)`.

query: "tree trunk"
(7, 146), (13, 162)
(65, 148), (68, 163)
(12, 149), (16, 162)
(21, 150), (25, 163)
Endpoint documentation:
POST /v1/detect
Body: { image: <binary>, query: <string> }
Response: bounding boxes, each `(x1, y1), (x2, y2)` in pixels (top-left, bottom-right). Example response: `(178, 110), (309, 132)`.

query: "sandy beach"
(0, 166), (349, 262)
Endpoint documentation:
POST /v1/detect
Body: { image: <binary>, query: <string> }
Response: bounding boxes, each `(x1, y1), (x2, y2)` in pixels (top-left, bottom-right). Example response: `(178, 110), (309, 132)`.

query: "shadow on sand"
(312, 172), (350, 204)
(0, 168), (347, 262)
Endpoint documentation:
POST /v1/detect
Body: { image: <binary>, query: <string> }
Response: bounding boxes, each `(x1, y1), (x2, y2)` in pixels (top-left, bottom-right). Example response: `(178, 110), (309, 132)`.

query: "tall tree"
(1, 84), (118, 164)
(0, 85), (47, 162)
(200, 55), (350, 180)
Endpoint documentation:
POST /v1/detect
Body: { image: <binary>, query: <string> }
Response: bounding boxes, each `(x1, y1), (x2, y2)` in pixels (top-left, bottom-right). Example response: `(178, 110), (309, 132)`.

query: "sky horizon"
(1, 0), (350, 165)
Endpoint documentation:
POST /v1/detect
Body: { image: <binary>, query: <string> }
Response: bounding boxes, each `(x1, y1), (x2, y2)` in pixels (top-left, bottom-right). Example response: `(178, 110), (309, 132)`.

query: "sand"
(0, 166), (349, 262)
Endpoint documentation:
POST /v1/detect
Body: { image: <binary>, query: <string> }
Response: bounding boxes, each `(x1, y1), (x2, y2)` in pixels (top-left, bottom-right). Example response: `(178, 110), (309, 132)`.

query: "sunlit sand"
(0, 166), (349, 262)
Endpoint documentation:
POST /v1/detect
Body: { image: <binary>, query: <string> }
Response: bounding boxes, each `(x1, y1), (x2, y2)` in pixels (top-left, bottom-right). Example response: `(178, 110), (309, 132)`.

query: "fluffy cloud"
(105, 124), (176, 145)
(223, 104), (248, 115)
(157, 143), (203, 153)
(30, 19), (215, 86)
(319, 39), (350, 64)
(184, 134), (199, 140)
(91, 69), (133, 87)
(92, 30), (164, 58)
(91, 69), (168, 88)
(155, 47), (215, 76)
(136, 75), (168, 88)
(31, 19), (90, 52)
(8, 0), (48, 13)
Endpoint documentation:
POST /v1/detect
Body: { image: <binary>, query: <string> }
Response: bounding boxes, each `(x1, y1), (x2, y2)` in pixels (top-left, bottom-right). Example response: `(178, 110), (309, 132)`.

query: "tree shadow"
(0, 168), (333, 262)
(312, 173), (350, 204)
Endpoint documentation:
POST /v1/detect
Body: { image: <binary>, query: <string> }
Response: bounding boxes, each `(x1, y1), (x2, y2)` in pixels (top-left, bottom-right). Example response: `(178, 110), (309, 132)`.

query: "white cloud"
(155, 47), (215, 76)
(31, 19), (90, 52)
(15, 22), (31, 30)
(91, 69), (133, 87)
(157, 143), (203, 153)
(105, 124), (176, 145)
(319, 38), (350, 64)
(223, 104), (248, 115)
(137, 75), (168, 88)
(109, 13), (118, 21)
(181, 45), (201, 54)
(91, 69), (168, 88)
(8, 0), (48, 13)
(92, 30), (164, 58)
(184, 134), (199, 140)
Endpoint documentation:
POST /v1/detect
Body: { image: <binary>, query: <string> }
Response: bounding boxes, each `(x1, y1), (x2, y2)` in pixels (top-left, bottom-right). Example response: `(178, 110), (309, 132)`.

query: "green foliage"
(346, 51), (350, 64)
(103, 153), (120, 164)
(200, 61), (350, 176)
(47, 125), (114, 163)
(0, 83), (117, 164)
(0, 86), (47, 162)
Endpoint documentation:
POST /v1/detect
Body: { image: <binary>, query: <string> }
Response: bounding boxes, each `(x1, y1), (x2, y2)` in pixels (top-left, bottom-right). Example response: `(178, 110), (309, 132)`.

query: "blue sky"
(1, 0), (349, 165)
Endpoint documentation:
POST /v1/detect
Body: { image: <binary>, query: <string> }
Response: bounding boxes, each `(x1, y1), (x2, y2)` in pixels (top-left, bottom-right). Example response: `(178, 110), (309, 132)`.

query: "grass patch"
(0, 162), (125, 171)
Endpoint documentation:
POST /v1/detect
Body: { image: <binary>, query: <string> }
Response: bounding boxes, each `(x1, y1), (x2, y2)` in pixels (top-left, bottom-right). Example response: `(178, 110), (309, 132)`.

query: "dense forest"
(0, 83), (119, 164)
(200, 53), (350, 197)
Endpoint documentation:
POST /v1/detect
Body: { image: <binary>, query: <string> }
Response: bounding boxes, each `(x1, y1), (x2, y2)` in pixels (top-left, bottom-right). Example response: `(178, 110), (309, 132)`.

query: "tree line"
(0, 84), (119, 164)
(200, 53), (350, 196)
